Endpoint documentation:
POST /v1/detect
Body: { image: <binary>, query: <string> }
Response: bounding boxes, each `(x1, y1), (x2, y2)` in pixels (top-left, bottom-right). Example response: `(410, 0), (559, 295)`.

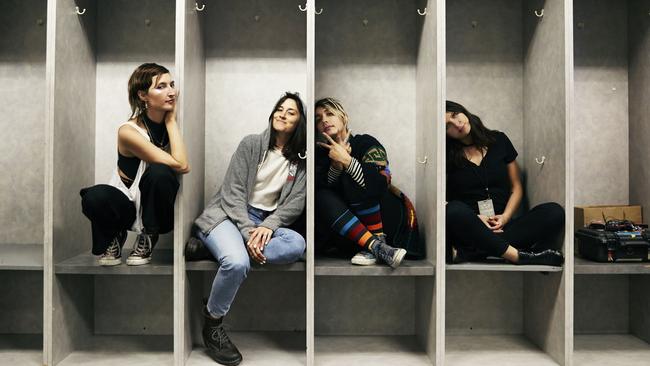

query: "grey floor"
(445, 335), (559, 366)
(0, 334), (42, 366)
(188, 331), (305, 366)
(56, 335), (173, 366)
(315, 335), (431, 366)
(0, 349), (41, 366)
(574, 334), (650, 366)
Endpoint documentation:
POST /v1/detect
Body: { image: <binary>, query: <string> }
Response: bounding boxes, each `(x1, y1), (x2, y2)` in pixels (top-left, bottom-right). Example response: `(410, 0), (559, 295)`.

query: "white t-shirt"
(249, 148), (290, 211)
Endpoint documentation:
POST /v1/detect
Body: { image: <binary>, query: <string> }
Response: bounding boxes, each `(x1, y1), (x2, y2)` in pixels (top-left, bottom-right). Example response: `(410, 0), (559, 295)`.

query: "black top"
(117, 114), (168, 187)
(446, 131), (518, 214)
(315, 133), (389, 198)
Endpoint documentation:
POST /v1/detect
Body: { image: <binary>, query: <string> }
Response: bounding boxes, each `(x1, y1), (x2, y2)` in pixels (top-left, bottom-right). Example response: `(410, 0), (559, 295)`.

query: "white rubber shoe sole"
(390, 248), (407, 269)
(351, 251), (377, 266)
(98, 257), (121, 266)
(126, 256), (152, 266)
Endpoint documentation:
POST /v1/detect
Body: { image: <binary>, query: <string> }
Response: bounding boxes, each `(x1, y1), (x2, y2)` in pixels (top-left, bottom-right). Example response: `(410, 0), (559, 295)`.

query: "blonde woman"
(314, 97), (422, 268)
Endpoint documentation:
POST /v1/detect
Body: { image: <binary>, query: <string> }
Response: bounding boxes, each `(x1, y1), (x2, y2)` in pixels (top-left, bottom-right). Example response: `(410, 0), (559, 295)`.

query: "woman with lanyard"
(80, 63), (189, 266)
(445, 100), (564, 265)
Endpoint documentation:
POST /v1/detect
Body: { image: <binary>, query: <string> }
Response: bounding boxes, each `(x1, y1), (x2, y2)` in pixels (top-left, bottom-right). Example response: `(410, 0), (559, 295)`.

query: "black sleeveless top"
(118, 114), (168, 187)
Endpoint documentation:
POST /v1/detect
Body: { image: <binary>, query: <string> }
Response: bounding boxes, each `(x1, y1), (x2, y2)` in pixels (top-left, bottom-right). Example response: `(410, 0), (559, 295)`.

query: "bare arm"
(163, 111), (190, 173)
(118, 121), (190, 174)
(501, 161), (523, 222)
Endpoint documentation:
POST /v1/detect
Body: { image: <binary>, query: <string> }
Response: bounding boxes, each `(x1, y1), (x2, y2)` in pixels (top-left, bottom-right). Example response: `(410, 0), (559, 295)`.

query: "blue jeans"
(199, 205), (306, 317)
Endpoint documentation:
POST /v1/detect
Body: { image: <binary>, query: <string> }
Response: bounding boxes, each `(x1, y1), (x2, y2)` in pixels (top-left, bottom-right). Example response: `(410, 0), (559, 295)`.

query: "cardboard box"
(574, 205), (643, 228)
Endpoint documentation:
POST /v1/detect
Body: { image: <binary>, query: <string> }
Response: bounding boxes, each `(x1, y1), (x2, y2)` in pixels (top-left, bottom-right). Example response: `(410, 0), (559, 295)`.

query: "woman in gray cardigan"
(191, 92), (306, 366)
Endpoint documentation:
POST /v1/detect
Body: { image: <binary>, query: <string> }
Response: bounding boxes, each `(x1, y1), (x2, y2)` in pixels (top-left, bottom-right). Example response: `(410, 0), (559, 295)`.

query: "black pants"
(315, 175), (396, 257)
(80, 164), (179, 255)
(446, 200), (565, 261)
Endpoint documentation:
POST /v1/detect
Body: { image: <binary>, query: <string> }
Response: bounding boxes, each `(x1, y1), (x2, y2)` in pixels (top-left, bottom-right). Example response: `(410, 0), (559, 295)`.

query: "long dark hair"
(446, 100), (496, 168)
(268, 92), (307, 165)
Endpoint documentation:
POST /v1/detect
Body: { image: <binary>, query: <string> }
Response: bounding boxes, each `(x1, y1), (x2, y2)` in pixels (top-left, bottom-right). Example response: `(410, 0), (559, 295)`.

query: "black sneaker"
(126, 232), (158, 266)
(517, 249), (564, 266)
(98, 230), (127, 266)
(370, 238), (407, 269)
(202, 307), (242, 366)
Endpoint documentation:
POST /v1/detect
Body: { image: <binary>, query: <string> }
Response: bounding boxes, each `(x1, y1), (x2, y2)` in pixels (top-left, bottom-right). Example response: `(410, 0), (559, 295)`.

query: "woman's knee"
(315, 189), (349, 223)
(144, 163), (178, 187)
(80, 185), (114, 213)
(273, 229), (306, 260)
(539, 202), (565, 226)
(282, 229), (307, 255)
(446, 200), (475, 222)
(221, 253), (250, 277)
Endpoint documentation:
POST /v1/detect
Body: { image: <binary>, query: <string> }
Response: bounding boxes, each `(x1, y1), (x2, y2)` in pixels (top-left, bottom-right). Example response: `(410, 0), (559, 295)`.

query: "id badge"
(478, 199), (495, 217)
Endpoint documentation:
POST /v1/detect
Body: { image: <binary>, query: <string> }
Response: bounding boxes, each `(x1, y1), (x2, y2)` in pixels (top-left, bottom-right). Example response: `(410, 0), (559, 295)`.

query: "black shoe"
(450, 247), (488, 264)
(517, 249), (564, 266)
(202, 307), (242, 366)
(126, 232), (158, 266)
(185, 236), (214, 261)
(98, 230), (127, 266)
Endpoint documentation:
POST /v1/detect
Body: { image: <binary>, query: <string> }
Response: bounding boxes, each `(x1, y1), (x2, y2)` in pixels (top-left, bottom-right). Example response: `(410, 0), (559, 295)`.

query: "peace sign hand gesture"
(317, 133), (352, 169)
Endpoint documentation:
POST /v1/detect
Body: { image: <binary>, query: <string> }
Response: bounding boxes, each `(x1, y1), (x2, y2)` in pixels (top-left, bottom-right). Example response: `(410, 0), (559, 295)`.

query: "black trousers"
(446, 200), (565, 261)
(80, 164), (179, 255)
(315, 175), (397, 257)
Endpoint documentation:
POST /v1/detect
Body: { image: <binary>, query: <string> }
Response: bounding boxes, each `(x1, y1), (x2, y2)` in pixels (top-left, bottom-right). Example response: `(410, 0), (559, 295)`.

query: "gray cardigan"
(194, 128), (306, 240)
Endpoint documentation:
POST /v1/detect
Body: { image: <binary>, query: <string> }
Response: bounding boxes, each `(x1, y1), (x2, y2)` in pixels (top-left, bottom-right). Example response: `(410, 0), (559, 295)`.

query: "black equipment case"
(576, 228), (650, 262)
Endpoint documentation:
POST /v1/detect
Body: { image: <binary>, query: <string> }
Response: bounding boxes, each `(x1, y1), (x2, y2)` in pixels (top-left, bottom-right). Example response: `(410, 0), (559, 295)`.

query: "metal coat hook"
(298, 3), (307, 11)
(534, 9), (544, 18)
(418, 156), (428, 164)
(417, 8), (427, 16)
(315, 8), (323, 15)
(254, 15), (260, 22)
(298, 152), (307, 160)
(75, 6), (86, 15)
(535, 156), (546, 165)
(195, 2), (205, 11)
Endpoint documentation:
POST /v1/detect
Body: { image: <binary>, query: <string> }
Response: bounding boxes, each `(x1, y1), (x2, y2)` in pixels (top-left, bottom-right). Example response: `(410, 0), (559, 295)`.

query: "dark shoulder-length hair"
(269, 92), (307, 165)
(446, 100), (497, 168)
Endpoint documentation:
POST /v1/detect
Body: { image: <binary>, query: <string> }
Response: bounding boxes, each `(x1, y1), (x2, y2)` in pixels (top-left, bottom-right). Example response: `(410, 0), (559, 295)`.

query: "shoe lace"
(375, 242), (394, 264)
(102, 238), (120, 258)
(210, 325), (232, 348)
(132, 234), (151, 257)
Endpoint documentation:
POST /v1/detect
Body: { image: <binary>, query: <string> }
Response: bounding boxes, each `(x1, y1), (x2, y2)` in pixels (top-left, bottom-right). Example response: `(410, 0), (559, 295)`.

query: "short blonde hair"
(315, 97), (349, 130)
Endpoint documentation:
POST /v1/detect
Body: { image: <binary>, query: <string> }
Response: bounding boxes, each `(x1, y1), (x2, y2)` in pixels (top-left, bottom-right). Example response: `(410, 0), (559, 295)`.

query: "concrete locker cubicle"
(573, 0), (650, 365)
(313, 0), (442, 364)
(46, 0), (175, 364)
(178, 0), (309, 364)
(444, 0), (572, 365)
(0, 1), (47, 365)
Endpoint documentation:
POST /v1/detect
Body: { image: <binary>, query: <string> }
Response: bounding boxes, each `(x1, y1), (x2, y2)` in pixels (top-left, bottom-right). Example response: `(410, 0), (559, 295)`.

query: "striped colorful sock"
(351, 203), (384, 237)
(331, 209), (376, 249)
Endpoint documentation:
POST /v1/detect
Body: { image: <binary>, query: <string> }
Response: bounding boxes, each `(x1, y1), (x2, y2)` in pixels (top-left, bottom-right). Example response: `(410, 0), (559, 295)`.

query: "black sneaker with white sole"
(126, 232), (158, 266)
(98, 230), (127, 266)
